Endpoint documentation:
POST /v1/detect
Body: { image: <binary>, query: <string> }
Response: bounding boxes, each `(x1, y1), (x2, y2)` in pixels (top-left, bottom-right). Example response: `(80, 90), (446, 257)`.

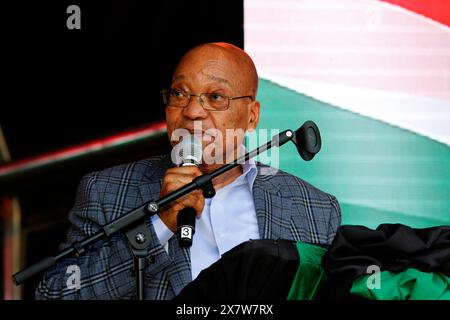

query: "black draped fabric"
(319, 224), (450, 300)
(174, 239), (300, 300)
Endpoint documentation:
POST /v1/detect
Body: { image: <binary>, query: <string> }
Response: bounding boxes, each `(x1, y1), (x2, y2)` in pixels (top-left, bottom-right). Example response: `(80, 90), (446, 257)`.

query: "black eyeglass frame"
(160, 88), (254, 111)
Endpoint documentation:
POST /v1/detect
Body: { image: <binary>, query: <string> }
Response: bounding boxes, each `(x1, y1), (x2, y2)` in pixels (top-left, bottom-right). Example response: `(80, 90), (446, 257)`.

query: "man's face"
(165, 45), (260, 170)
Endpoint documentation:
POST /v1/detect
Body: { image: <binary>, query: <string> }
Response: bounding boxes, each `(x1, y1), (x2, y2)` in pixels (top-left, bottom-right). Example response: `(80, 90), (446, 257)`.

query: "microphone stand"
(12, 122), (321, 299)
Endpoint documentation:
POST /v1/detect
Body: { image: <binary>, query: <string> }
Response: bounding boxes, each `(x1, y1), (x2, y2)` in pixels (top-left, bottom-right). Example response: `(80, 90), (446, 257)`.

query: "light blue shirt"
(151, 153), (259, 280)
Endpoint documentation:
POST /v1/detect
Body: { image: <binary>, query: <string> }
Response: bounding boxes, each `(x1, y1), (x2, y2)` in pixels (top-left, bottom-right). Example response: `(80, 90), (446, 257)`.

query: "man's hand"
(158, 166), (205, 232)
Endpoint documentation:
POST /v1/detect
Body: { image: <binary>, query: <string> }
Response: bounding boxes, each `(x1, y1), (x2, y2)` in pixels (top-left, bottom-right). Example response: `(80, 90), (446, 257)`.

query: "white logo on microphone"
(180, 226), (192, 239)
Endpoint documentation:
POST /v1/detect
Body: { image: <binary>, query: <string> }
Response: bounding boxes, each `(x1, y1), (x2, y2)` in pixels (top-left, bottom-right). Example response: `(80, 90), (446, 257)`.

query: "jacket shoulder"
(255, 164), (341, 244)
(83, 155), (168, 186)
(255, 164), (337, 203)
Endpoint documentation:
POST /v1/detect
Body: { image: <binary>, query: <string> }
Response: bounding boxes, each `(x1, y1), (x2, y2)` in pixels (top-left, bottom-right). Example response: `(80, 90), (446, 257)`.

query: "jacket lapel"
(137, 155), (173, 204)
(136, 155), (192, 296)
(252, 172), (294, 240)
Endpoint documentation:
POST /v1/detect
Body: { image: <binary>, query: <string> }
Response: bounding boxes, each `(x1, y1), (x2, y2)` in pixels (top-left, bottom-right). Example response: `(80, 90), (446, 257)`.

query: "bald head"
(174, 42), (259, 97)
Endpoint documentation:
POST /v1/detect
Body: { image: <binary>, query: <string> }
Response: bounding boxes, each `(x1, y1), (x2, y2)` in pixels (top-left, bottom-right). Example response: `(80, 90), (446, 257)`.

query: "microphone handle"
(176, 160), (198, 247)
(177, 207), (196, 248)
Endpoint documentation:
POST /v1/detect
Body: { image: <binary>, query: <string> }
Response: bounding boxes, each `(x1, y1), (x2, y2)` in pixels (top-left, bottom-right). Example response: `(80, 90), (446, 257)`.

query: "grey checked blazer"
(36, 155), (341, 300)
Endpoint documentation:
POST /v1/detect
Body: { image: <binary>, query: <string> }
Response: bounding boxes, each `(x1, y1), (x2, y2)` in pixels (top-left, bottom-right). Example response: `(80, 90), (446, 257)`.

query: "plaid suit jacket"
(36, 155), (341, 300)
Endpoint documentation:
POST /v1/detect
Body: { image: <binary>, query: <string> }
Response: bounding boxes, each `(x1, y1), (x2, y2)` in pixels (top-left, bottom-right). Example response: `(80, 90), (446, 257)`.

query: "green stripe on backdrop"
(247, 79), (450, 228)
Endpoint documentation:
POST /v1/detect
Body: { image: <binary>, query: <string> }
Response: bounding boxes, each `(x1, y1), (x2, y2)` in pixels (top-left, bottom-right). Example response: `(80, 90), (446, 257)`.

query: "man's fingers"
(173, 190), (204, 215)
(165, 166), (203, 176)
(186, 190), (204, 217)
(162, 167), (204, 194)
(158, 167), (206, 231)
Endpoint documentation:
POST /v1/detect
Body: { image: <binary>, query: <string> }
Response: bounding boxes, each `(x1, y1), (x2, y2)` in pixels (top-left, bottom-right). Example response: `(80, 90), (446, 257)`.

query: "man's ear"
(247, 100), (260, 132)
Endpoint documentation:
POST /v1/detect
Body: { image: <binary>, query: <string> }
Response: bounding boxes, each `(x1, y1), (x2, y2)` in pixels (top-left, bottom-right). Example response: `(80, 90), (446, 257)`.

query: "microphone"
(177, 207), (197, 248)
(292, 121), (322, 161)
(173, 133), (203, 248)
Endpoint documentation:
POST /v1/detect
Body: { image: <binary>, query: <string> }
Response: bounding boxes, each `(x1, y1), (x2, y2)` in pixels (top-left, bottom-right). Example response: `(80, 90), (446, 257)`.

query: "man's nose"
(182, 94), (208, 120)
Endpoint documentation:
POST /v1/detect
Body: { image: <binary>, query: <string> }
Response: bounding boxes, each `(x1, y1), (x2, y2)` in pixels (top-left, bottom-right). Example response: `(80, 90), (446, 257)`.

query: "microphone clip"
(201, 180), (215, 198)
(193, 173), (216, 199)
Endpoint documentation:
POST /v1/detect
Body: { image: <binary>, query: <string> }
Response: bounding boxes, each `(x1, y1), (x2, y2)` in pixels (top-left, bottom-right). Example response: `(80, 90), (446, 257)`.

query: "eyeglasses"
(161, 88), (253, 111)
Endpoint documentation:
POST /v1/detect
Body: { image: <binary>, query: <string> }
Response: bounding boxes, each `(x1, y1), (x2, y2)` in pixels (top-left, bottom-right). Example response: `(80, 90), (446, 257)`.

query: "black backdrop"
(3, 0), (243, 159)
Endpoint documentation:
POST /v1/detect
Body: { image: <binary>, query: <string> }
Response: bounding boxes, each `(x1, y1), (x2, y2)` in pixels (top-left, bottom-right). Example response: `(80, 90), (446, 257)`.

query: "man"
(36, 42), (341, 300)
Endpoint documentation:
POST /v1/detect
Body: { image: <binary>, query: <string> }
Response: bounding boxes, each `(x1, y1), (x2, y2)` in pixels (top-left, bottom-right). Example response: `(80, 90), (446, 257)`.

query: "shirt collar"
(238, 145), (257, 191)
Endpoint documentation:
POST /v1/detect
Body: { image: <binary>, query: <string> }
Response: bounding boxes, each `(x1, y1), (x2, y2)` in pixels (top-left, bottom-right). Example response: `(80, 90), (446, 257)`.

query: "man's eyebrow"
(206, 74), (234, 88)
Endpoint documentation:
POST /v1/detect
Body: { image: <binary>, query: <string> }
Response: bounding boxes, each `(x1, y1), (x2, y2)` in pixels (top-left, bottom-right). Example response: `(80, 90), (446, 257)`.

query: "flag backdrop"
(244, 0), (450, 228)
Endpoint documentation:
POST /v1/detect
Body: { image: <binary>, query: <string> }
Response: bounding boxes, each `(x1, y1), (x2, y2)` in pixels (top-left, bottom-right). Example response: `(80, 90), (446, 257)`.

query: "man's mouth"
(173, 128), (218, 146)
(185, 128), (217, 138)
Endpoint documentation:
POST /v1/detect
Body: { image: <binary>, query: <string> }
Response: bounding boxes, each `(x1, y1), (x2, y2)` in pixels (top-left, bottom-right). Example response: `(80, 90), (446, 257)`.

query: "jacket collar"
(253, 166), (294, 240)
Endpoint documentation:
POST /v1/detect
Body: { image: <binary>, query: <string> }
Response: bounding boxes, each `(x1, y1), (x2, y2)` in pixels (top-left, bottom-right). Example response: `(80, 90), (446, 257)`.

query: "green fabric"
(254, 79), (450, 228)
(287, 242), (328, 300)
(350, 268), (450, 300)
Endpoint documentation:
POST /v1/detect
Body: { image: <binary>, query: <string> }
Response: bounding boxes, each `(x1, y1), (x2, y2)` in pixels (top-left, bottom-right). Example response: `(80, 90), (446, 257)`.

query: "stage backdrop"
(244, 0), (450, 228)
